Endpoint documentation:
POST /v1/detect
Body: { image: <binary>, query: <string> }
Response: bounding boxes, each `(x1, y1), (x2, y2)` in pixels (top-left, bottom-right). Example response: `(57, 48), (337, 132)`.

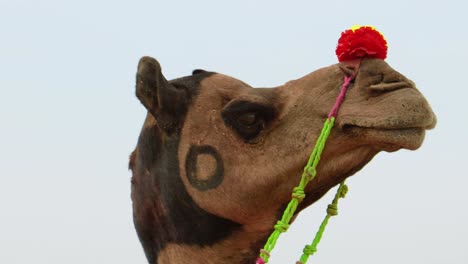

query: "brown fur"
(158, 229), (270, 264)
(131, 57), (436, 263)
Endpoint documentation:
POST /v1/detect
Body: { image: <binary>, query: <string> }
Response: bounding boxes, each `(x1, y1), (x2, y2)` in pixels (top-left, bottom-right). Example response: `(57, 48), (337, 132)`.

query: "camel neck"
(155, 227), (270, 264)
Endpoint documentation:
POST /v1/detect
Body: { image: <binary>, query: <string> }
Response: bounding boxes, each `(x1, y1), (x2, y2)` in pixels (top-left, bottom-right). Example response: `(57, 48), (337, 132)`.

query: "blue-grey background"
(1, 1), (466, 263)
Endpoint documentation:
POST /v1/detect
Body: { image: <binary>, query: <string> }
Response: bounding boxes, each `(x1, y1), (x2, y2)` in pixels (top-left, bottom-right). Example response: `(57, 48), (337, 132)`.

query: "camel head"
(129, 56), (436, 263)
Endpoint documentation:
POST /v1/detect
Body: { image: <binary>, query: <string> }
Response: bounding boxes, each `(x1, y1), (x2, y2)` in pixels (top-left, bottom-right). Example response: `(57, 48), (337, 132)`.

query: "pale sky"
(1, 1), (466, 263)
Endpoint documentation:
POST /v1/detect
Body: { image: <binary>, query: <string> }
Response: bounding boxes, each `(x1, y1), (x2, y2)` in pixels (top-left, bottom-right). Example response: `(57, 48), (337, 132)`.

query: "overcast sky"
(1, 1), (466, 263)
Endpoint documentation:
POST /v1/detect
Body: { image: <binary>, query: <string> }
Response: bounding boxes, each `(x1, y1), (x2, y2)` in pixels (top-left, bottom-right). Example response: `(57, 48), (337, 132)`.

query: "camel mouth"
(339, 107), (436, 151)
(341, 124), (427, 152)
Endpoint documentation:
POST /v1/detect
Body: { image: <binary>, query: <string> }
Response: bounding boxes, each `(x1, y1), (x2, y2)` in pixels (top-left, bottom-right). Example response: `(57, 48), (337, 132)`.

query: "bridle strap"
(257, 59), (362, 264)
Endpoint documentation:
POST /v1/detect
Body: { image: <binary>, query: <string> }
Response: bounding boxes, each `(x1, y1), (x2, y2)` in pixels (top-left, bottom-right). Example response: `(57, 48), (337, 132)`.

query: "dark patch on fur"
(164, 71), (215, 135)
(241, 233), (271, 264)
(185, 145), (224, 191)
(222, 100), (277, 141)
(131, 70), (241, 263)
(128, 150), (137, 170)
(192, 69), (208, 75)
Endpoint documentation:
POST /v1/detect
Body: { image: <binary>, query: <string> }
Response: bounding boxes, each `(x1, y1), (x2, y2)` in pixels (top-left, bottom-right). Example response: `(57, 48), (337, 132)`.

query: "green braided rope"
(259, 117), (335, 263)
(297, 181), (348, 264)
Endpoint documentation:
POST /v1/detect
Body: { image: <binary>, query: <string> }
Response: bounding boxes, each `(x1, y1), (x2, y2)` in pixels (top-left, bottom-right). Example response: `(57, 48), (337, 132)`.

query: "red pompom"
(336, 26), (388, 62)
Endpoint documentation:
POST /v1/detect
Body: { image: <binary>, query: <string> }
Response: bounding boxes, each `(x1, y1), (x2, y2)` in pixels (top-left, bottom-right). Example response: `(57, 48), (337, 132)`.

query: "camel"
(129, 56), (436, 264)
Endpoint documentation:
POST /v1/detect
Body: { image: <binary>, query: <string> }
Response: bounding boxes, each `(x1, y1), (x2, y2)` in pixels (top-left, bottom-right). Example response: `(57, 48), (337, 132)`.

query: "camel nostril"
(341, 124), (356, 133)
(368, 81), (410, 94)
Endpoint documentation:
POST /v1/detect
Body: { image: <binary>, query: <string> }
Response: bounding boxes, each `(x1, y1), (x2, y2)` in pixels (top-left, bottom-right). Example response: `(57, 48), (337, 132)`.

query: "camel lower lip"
(342, 125), (426, 151)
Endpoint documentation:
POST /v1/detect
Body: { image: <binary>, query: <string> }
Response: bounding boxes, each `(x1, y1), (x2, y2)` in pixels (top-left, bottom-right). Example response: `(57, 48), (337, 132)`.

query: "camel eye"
(222, 101), (276, 142)
(235, 112), (265, 139)
(230, 111), (265, 141)
(237, 113), (257, 126)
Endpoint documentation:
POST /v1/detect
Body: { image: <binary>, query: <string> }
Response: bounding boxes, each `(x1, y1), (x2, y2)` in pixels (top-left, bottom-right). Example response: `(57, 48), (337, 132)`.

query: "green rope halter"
(256, 25), (387, 264)
(256, 74), (354, 264)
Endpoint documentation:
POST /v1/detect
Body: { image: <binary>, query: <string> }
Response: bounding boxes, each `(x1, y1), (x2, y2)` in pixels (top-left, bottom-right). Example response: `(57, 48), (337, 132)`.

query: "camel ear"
(136, 56), (188, 134)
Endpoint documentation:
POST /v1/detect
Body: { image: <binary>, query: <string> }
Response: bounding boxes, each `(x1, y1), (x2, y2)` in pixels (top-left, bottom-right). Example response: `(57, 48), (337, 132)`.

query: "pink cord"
(328, 76), (352, 119)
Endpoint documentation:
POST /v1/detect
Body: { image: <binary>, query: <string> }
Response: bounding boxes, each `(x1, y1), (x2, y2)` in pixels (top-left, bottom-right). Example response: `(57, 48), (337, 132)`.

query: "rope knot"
(339, 184), (348, 198)
(327, 204), (338, 216)
(307, 167), (317, 178)
(274, 221), (290, 233)
(305, 167), (316, 181)
(303, 244), (317, 256)
(292, 187), (306, 201)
